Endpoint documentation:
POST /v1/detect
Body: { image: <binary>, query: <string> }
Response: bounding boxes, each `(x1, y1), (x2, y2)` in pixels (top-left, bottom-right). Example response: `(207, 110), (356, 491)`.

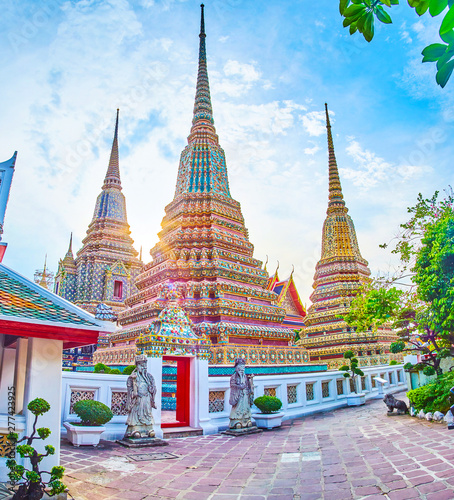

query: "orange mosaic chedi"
(297, 104), (399, 370)
(94, 5), (308, 368)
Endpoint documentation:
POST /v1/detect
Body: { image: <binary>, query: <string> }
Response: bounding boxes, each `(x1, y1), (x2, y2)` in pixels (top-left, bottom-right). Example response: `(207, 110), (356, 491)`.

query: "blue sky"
(0, 0), (453, 305)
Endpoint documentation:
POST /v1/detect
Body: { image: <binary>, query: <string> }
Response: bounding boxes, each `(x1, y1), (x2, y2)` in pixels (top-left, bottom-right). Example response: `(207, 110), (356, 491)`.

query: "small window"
(209, 291), (216, 299)
(55, 283), (59, 294)
(194, 292), (201, 300)
(114, 280), (123, 299)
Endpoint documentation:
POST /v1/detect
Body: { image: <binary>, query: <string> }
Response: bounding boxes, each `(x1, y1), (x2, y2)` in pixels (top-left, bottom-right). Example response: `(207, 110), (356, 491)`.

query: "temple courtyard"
(59, 392), (454, 500)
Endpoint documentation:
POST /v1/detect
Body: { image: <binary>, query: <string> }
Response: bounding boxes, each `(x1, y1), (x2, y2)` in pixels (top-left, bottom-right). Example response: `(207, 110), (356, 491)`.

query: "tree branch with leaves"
(339, 0), (454, 87)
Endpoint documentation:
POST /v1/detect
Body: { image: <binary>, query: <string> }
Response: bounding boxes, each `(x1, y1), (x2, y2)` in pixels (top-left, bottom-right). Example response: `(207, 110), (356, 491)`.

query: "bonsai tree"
(109, 368), (122, 375)
(6, 398), (66, 500)
(253, 395), (282, 414)
(73, 400), (113, 426)
(340, 350), (364, 394)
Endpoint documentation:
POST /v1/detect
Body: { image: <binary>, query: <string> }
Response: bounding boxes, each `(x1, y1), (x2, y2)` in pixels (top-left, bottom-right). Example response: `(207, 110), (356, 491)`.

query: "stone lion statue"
(383, 393), (408, 415)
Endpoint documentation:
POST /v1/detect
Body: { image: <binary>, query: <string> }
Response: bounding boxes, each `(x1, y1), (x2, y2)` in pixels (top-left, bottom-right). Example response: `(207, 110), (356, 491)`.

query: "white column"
(147, 356), (163, 439)
(194, 358), (217, 435)
(23, 338), (63, 472)
(0, 347), (16, 414)
(13, 338), (28, 414)
(0, 334), (5, 381)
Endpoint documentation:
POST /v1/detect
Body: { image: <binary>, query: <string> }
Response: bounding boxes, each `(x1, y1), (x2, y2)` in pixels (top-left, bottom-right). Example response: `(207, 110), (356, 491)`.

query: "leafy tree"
(344, 190), (454, 375)
(7, 398), (66, 500)
(339, 1), (454, 87)
(339, 350), (365, 393)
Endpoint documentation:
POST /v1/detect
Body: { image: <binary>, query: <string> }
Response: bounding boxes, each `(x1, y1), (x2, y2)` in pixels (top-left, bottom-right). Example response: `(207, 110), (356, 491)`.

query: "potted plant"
(252, 395), (284, 429)
(7, 398), (66, 499)
(340, 350), (366, 406)
(64, 400), (113, 447)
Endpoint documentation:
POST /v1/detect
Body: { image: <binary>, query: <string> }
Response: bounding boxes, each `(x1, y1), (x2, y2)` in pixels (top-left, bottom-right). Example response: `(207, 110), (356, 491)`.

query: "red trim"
(162, 356), (190, 428)
(0, 319), (100, 348)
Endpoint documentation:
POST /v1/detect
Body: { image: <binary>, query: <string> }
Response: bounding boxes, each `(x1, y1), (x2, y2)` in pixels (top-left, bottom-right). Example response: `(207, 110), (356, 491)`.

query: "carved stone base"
(448, 423), (454, 430)
(222, 425), (262, 437)
(116, 437), (169, 448)
(124, 424), (155, 439)
(387, 411), (406, 416)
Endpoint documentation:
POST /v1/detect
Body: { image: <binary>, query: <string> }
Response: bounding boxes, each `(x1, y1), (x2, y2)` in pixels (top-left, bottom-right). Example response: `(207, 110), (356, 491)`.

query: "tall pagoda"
(54, 110), (143, 315)
(297, 104), (398, 369)
(95, 5), (309, 369)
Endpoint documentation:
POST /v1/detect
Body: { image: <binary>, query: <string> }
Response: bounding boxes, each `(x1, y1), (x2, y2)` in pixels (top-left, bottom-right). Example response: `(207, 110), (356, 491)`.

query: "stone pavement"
(61, 393), (454, 500)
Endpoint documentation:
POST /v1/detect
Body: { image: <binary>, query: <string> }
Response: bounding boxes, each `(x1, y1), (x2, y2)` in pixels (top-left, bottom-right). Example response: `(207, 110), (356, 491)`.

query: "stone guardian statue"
(124, 354), (157, 439)
(229, 358), (254, 429)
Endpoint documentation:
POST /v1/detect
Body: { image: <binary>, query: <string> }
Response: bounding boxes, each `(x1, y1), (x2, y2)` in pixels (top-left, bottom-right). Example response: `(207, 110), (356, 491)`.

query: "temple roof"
(267, 271), (306, 318)
(0, 264), (115, 346)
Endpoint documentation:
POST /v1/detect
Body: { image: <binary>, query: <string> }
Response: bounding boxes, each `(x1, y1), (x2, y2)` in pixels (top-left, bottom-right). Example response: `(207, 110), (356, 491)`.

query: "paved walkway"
(61, 393), (454, 500)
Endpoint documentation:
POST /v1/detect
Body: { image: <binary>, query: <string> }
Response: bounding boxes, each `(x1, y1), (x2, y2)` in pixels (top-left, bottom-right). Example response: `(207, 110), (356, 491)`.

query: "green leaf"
(375, 6), (393, 23)
(422, 42), (448, 61)
(340, 0), (350, 15)
(357, 11), (369, 30)
(436, 58), (454, 86)
(436, 43), (454, 68)
(430, 0), (448, 16)
(363, 11), (375, 41)
(381, 0), (392, 6)
(350, 21), (358, 34)
(440, 6), (454, 34)
(344, 4), (367, 15)
(417, 0), (431, 14)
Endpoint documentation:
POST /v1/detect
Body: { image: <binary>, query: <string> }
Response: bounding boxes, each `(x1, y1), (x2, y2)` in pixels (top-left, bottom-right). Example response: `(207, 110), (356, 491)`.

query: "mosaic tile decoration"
(97, 6), (311, 369)
(0, 267), (98, 326)
(297, 104), (399, 367)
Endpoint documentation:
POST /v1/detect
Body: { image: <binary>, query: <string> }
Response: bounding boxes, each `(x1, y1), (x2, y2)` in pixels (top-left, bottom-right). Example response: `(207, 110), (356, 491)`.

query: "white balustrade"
(60, 364), (407, 440)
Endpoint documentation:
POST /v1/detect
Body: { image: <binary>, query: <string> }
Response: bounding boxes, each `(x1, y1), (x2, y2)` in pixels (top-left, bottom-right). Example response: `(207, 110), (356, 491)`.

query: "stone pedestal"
(222, 426), (262, 437)
(116, 437), (169, 448)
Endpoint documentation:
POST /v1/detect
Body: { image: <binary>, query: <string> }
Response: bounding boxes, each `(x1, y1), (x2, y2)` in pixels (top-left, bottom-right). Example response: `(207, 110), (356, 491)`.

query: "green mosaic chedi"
(54, 110), (143, 314)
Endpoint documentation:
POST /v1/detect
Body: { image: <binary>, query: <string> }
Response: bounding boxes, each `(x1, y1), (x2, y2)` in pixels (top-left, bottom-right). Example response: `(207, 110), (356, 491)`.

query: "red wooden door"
(161, 356), (190, 428)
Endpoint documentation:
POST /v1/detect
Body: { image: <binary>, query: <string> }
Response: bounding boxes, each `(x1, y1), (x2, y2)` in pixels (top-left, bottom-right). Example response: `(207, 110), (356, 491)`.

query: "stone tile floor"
(61, 393), (454, 500)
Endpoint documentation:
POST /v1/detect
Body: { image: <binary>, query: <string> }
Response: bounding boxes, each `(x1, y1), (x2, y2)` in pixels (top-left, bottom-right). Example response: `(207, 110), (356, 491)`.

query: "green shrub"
(403, 362), (414, 371)
(73, 400), (113, 426)
(109, 368), (122, 375)
(407, 371), (454, 413)
(253, 396), (282, 414)
(93, 363), (111, 374)
(389, 360), (398, 366)
(122, 365), (136, 375)
(422, 365), (436, 376)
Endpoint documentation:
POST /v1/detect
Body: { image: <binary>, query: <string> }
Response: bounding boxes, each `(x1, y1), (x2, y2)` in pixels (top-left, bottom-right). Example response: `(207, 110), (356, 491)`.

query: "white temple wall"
(60, 364), (407, 440)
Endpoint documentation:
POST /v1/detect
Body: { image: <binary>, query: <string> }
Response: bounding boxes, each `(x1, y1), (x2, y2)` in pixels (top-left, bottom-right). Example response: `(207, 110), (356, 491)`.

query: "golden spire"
(325, 103), (347, 215)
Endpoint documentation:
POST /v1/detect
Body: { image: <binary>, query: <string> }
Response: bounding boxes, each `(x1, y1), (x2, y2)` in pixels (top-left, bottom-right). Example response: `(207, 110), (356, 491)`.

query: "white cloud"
(343, 138), (431, 190)
(223, 60), (261, 82)
(304, 143), (320, 155)
(301, 109), (331, 137)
